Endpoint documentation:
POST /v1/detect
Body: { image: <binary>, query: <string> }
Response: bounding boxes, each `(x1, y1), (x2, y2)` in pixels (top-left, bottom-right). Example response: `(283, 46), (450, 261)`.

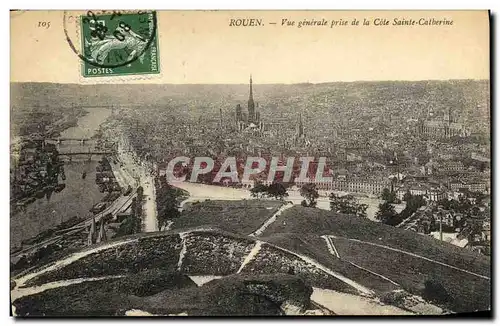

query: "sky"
(10, 10), (490, 84)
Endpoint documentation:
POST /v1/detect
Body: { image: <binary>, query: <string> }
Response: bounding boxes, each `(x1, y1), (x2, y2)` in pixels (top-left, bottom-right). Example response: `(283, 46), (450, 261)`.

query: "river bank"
(113, 140), (158, 232)
(10, 108), (112, 251)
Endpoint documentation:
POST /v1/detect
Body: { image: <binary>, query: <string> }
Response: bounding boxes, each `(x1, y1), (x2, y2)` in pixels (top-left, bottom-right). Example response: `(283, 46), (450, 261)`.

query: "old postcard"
(10, 10), (491, 316)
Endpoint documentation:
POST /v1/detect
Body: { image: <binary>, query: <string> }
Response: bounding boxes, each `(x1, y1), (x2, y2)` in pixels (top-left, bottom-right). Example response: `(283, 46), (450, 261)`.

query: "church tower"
(235, 104), (242, 122)
(248, 75), (255, 123)
(444, 107), (451, 124)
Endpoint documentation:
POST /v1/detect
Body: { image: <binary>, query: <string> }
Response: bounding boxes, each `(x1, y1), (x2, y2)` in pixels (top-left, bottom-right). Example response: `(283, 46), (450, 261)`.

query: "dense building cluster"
(417, 107), (470, 138)
(114, 79), (490, 253)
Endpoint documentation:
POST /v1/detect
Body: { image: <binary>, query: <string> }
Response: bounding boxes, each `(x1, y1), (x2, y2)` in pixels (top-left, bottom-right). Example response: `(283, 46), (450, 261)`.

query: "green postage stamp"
(79, 11), (160, 77)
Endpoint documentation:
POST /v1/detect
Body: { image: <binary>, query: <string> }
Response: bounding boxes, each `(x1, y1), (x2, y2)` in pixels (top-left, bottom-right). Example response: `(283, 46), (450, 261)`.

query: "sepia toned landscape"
(10, 10), (491, 317)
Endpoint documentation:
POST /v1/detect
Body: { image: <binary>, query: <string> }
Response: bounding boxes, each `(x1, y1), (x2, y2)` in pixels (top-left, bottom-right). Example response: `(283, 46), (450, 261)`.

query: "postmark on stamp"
(69, 11), (160, 78)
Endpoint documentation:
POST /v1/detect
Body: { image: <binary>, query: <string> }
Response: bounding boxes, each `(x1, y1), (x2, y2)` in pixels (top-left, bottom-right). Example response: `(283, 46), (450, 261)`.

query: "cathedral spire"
(247, 74), (255, 123)
(249, 74), (253, 100)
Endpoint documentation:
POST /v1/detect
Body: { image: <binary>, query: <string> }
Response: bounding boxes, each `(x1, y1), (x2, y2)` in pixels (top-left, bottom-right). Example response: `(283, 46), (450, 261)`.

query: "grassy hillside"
(260, 233), (400, 294)
(262, 206), (490, 276)
(174, 200), (282, 235)
(17, 229), (361, 295)
(11, 202), (491, 315)
(330, 236), (490, 312)
(13, 272), (313, 316)
(259, 206), (491, 312)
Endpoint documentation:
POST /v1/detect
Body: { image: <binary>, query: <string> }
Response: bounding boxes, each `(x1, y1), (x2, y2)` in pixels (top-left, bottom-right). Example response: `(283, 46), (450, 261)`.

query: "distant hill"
(10, 80), (490, 138)
(11, 79), (489, 110)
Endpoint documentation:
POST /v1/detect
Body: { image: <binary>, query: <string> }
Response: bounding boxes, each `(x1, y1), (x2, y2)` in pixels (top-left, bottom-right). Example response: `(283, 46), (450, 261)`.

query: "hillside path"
(249, 202), (294, 237)
(322, 235), (401, 286)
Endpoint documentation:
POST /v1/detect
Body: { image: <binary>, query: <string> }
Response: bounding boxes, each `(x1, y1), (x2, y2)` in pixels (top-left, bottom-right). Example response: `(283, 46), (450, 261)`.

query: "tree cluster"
(376, 191), (427, 226)
(300, 183), (319, 208)
(437, 192), (487, 217)
(250, 182), (289, 200)
(422, 278), (453, 305)
(114, 197), (142, 237)
(329, 193), (368, 218)
(156, 175), (183, 230)
(381, 188), (400, 204)
(398, 191), (427, 221)
(375, 201), (400, 226)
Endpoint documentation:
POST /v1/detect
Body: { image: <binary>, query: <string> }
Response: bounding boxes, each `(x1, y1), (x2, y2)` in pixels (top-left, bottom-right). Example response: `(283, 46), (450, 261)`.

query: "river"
(10, 108), (112, 250)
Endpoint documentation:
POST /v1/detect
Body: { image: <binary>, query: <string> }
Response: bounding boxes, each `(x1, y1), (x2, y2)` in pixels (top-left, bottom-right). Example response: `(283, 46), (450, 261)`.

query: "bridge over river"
(11, 107), (114, 250)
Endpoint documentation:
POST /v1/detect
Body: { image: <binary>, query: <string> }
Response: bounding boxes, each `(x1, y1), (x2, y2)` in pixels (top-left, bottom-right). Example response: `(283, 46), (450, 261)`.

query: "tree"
(422, 278), (452, 305)
(155, 179), (183, 230)
(375, 201), (400, 226)
(381, 188), (397, 203)
(250, 183), (269, 198)
(114, 215), (141, 238)
(300, 183), (319, 207)
(471, 191), (487, 206)
(407, 195), (426, 211)
(403, 190), (412, 202)
(329, 193), (368, 218)
(267, 182), (289, 200)
(437, 198), (453, 210)
(468, 220), (483, 243)
(457, 195), (472, 213)
(157, 191), (180, 230)
(114, 196), (142, 237)
(399, 194), (426, 221)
